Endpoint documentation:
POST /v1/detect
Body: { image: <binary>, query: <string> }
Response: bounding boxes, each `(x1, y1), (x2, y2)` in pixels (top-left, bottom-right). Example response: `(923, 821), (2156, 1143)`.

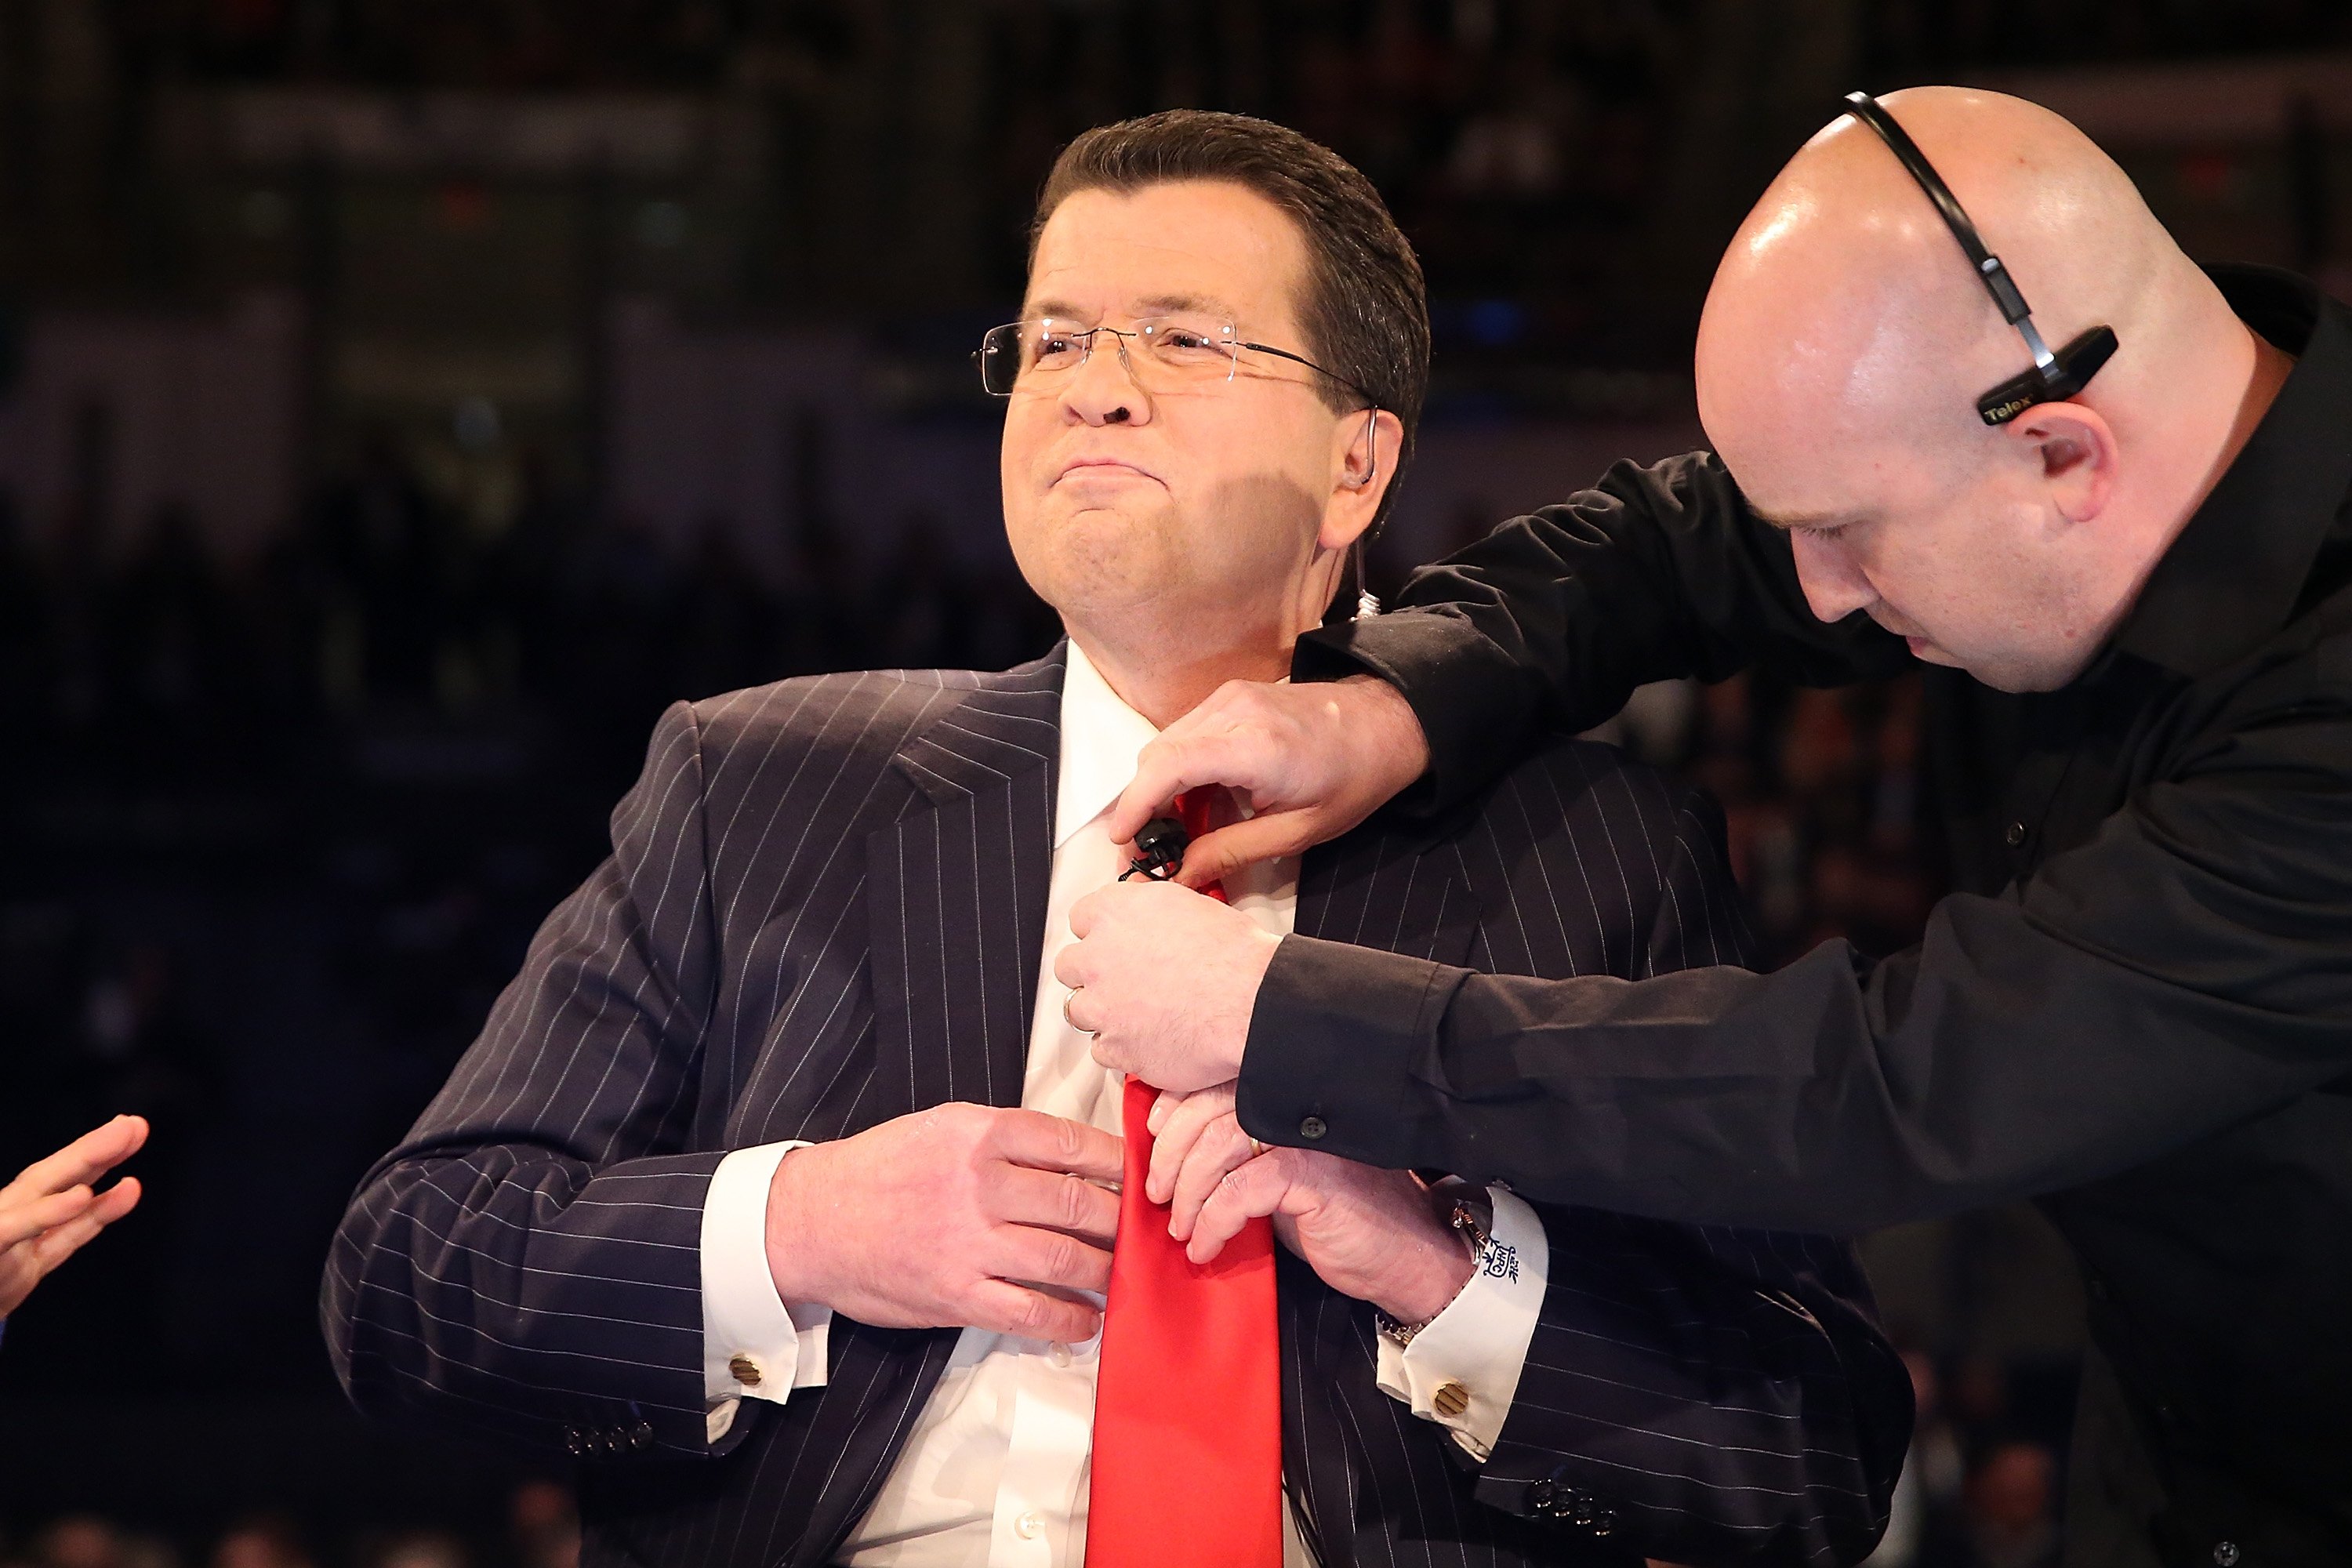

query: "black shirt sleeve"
(1240, 641), (2352, 1232)
(1294, 450), (1911, 816)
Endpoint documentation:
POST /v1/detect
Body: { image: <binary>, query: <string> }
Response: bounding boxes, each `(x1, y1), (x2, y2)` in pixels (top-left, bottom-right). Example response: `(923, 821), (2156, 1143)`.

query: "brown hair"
(1033, 110), (1429, 527)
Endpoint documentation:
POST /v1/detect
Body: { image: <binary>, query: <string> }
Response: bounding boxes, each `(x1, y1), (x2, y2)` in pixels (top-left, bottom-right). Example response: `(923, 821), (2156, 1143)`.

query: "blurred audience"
(0, 1485), (568, 1568)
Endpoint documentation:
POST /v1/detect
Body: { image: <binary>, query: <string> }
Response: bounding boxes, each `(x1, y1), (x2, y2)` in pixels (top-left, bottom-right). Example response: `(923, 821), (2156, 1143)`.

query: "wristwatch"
(1376, 1197), (1491, 1348)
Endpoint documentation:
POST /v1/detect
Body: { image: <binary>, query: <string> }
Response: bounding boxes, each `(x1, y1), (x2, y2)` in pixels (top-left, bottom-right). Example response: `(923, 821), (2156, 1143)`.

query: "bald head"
(1695, 86), (2285, 691)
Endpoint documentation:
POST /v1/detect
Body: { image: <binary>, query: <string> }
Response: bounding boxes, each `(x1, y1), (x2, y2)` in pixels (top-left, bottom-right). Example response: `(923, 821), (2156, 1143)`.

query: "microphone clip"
(1119, 816), (1189, 882)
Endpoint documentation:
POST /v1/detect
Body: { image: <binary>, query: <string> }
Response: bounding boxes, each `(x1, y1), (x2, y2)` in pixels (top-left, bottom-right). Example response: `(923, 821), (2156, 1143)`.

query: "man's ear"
(2005, 401), (2118, 526)
(1319, 407), (1407, 550)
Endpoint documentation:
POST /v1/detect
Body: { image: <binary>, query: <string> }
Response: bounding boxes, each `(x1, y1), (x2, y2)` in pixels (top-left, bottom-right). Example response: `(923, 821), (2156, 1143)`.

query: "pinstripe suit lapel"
(864, 652), (1064, 1120)
(751, 657), (1064, 1568)
(1297, 825), (1478, 970)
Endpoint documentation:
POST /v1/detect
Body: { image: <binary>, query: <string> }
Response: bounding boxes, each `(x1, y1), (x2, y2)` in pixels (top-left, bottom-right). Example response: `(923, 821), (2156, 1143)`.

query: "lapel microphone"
(1120, 817), (1188, 881)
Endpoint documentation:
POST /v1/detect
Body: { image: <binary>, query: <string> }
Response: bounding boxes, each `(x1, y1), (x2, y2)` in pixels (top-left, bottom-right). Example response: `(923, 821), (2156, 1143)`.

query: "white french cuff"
(1373, 1184), (1548, 1462)
(700, 1140), (834, 1444)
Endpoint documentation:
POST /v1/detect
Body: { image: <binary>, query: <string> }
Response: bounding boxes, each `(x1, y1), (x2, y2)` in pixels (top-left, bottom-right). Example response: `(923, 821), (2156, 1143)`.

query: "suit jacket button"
(631, 1421), (655, 1451)
(1527, 1479), (1555, 1512)
(729, 1353), (764, 1387)
(2005, 819), (2027, 847)
(1300, 1116), (1328, 1141)
(1432, 1381), (1471, 1418)
(2213, 1544), (2239, 1567)
(563, 1426), (586, 1456)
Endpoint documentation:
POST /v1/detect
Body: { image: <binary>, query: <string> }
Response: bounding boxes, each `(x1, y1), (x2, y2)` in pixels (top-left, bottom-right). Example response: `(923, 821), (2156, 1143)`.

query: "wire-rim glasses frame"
(974, 316), (1377, 409)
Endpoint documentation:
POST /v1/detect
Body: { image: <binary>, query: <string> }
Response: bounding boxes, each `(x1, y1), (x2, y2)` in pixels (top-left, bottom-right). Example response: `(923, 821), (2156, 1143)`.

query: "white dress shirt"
(698, 642), (1550, 1567)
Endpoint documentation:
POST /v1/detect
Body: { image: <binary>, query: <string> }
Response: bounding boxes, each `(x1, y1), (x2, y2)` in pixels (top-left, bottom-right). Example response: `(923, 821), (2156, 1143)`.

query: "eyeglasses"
(1841, 90), (2118, 427)
(975, 314), (1376, 406)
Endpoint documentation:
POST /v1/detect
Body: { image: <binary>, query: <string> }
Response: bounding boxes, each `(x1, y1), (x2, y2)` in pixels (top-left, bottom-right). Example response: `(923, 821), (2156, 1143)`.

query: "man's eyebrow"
(1131, 292), (1235, 318)
(1018, 293), (1239, 321)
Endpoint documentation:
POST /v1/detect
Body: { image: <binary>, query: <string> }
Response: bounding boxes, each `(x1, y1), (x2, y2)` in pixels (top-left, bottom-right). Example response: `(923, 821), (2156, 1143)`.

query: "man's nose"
(1062, 334), (1152, 427)
(1789, 529), (1876, 623)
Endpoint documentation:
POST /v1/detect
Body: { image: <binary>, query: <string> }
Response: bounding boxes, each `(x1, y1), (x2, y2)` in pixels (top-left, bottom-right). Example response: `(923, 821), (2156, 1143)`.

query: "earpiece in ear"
(1345, 408), (1381, 489)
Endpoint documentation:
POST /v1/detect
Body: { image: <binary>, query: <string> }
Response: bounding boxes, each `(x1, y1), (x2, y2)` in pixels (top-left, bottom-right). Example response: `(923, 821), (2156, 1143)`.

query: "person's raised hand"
(1187, 1145), (1473, 1326)
(1058, 879), (1279, 1094)
(1104, 676), (1429, 890)
(763, 1103), (1124, 1345)
(0, 1115), (148, 1319)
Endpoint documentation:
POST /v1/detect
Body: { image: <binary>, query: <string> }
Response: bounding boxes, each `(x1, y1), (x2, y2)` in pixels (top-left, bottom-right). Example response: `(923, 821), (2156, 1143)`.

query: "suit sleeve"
(321, 700), (732, 1458)
(1474, 1210), (1911, 1567)
(1243, 634), (2352, 1234)
(1294, 451), (1910, 817)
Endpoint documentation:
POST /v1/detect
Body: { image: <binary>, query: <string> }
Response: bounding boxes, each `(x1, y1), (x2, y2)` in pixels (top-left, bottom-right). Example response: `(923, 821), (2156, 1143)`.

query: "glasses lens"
(1138, 318), (1238, 381)
(1029, 319), (1088, 376)
(978, 324), (1022, 395)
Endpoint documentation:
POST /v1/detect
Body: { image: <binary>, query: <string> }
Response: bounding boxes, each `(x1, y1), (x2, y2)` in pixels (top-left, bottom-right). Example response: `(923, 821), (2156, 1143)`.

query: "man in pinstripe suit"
(325, 111), (1909, 1566)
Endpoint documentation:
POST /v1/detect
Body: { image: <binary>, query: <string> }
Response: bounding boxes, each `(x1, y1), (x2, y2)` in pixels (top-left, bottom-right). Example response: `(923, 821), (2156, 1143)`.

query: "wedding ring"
(1248, 1138), (1271, 1158)
(1062, 988), (1091, 1033)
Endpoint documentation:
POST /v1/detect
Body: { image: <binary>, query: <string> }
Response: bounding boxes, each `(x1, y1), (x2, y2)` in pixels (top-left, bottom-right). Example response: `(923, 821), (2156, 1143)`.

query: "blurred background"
(1, 2), (2348, 1566)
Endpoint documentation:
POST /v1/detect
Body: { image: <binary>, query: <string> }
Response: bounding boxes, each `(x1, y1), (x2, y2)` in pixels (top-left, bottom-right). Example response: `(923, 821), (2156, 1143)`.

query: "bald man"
(1057, 88), (2352, 1567)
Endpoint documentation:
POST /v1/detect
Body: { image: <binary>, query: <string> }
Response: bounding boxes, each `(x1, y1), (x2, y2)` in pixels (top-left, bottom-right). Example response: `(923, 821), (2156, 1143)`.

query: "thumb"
(1174, 812), (1312, 889)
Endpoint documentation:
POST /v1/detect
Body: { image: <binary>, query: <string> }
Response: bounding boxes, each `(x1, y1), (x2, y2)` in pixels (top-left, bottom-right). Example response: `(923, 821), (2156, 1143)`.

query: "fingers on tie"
(993, 1166), (1119, 1247)
(1168, 1119), (1254, 1242)
(1186, 1153), (1285, 1265)
(1145, 1091), (1176, 1138)
(1144, 1083), (1237, 1201)
(996, 1109), (1124, 1183)
(1143, 1094), (1207, 1203)
(1174, 814), (1307, 889)
(965, 1279), (1102, 1346)
(1108, 712), (1232, 842)
(993, 1223), (1115, 1298)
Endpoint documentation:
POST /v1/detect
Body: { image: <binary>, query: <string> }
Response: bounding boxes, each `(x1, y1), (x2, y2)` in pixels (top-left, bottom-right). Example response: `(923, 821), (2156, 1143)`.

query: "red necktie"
(1083, 789), (1283, 1567)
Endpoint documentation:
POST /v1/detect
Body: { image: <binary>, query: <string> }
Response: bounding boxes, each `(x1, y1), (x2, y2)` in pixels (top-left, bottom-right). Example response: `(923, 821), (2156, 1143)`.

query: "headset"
(1842, 90), (2118, 426)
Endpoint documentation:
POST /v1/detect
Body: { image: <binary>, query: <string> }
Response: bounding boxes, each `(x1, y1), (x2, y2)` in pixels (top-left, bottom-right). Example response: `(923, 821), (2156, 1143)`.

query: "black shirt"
(1247, 267), (2352, 1567)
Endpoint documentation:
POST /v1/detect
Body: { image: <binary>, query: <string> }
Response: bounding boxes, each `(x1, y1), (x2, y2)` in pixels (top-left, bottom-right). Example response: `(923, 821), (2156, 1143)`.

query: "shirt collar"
(1054, 641), (1163, 851)
(2111, 265), (2352, 679)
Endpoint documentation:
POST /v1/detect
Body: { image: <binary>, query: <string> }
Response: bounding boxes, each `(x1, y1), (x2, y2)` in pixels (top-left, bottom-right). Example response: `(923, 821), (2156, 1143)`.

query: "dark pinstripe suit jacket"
(324, 645), (1911, 1568)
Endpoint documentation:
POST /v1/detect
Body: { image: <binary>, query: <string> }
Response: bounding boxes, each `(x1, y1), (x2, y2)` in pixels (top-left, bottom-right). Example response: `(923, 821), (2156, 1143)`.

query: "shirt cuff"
(1374, 1185), (1548, 1462)
(701, 1141), (833, 1444)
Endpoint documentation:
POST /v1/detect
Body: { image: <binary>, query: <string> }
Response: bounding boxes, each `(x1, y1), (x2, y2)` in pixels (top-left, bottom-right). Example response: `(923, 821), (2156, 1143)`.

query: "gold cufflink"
(729, 1354), (763, 1387)
(1432, 1381), (1470, 1418)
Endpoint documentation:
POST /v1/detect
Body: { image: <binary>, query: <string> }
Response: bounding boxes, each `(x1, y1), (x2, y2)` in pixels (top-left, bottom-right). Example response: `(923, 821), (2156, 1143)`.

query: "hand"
(1104, 676), (1429, 888)
(763, 1103), (1124, 1345)
(0, 1116), (148, 1319)
(1058, 879), (1279, 1094)
(1185, 1144), (1474, 1325)
(1142, 1082), (1256, 1237)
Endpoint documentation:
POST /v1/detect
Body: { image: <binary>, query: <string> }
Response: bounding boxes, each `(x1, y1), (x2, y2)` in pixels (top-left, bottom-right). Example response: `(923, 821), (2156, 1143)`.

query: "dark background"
(1, 5), (2348, 1567)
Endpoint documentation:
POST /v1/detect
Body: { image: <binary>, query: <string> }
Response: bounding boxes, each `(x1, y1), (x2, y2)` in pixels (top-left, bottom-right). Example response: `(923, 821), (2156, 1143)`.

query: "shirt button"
(1300, 1115), (1328, 1141)
(2005, 819), (2027, 847)
(1047, 1342), (1073, 1368)
(728, 1353), (764, 1387)
(1014, 1512), (1043, 1540)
